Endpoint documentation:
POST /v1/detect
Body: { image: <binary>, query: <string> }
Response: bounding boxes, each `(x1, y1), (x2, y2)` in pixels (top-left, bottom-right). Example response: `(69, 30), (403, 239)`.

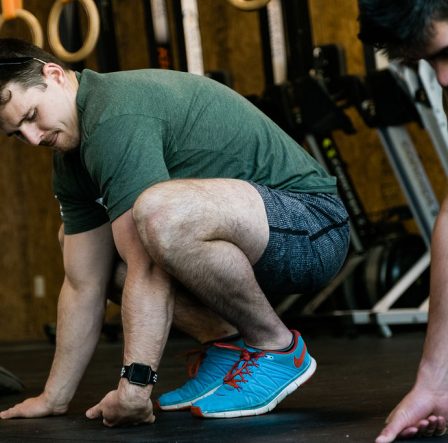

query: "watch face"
(129, 363), (151, 385)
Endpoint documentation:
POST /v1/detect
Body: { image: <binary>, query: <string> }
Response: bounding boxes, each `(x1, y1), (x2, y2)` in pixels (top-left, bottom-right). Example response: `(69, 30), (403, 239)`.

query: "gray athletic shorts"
(250, 183), (350, 297)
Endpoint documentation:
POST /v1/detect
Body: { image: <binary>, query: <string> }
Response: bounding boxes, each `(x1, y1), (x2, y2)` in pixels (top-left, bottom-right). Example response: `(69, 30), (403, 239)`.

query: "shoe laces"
(183, 341), (236, 378)
(215, 343), (266, 390)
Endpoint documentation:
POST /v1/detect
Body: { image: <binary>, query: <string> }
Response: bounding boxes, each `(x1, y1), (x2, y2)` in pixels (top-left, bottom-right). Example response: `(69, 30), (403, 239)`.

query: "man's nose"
(19, 124), (43, 145)
(433, 59), (448, 88)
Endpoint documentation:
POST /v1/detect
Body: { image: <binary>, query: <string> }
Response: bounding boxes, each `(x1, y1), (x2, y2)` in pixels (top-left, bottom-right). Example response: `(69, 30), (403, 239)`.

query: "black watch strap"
(120, 363), (158, 386)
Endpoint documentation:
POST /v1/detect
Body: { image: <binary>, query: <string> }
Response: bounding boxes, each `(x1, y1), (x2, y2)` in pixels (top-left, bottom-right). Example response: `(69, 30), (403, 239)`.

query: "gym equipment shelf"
(257, 0), (442, 337)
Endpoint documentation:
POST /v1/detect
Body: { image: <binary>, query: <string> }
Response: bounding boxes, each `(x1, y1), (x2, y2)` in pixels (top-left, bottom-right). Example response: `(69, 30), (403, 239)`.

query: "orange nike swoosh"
(294, 345), (307, 368)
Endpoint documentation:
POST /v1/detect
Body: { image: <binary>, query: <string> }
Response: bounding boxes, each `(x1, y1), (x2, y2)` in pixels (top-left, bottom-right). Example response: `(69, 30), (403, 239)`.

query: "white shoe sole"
(191, 357), (317, 418)
(158, 384), (221, 411)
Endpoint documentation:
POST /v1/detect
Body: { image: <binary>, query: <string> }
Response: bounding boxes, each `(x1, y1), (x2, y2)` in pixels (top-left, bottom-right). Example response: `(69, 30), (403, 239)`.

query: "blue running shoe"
(190, 330), (316, 418)
(157, 338), (243, 411)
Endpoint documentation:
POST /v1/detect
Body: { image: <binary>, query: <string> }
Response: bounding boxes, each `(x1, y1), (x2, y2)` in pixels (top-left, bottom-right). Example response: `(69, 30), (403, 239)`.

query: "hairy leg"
(60, 223), (235, 343)
(108, 261), (238, 344)
(133, 178), (292, 350)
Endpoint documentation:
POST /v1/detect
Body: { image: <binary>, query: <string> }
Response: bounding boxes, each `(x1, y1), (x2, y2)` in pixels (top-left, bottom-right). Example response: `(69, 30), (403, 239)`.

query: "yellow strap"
(2, 0), (17, 20)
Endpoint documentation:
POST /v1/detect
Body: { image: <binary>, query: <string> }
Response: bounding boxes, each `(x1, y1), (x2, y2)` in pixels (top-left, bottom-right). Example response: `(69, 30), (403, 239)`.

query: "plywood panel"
(0, 0), (63, 341)
(112, 0), (149, 70)
(198, 0), (264, 96)
(0, 139), (62, 341)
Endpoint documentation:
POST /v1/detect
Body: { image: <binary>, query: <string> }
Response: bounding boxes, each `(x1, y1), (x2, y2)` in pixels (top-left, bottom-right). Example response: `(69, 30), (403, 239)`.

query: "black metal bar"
(171, 0), (187, 71)
(58, 1), (84, 71)
(94, 0), (120, 72)
(282, 0), (314, 80)
(142, 0), (159, 68)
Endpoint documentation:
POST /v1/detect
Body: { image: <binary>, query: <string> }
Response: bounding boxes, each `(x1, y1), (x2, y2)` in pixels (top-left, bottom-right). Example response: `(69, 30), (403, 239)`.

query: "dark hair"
(358, 0), (448, 60)
(0, 38), (69, 105)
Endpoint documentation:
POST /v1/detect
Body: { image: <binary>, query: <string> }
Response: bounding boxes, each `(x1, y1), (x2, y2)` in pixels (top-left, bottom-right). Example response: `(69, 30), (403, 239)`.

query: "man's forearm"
(417, 207), (448, 386)
(121, 265), (174, 370)
(43, 278), (106, 407)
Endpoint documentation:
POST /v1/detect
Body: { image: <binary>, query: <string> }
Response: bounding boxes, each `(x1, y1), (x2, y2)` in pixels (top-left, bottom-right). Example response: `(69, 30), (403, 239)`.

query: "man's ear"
(41, 62), (66, 85)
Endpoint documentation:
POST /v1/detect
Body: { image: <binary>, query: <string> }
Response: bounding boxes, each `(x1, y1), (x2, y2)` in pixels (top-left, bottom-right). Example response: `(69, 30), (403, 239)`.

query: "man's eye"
(429, 48), (448, 63)
(26, 109), (37, 121)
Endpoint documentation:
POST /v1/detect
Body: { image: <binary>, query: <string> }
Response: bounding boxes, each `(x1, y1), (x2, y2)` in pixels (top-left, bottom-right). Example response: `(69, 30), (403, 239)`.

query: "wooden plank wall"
(0, 0), (445, 342)
(0, 0), (64, 342)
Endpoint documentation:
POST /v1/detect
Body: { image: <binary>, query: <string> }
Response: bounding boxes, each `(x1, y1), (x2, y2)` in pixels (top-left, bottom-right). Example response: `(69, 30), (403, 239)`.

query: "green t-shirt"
(53, 69), (336, 234)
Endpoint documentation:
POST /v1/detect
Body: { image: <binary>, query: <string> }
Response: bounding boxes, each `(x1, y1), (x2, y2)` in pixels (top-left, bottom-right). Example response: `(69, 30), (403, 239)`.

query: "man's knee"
(133, 182), (187, 252)
(133, 184), (167, 225)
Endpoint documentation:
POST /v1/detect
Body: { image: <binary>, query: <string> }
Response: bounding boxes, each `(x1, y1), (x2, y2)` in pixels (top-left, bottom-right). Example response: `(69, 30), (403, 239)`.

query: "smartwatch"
(120, 363), (158, 386)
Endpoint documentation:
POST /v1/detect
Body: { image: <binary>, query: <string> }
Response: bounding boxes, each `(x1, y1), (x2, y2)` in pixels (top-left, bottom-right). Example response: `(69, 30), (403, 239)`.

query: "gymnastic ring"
(48, 0), (100, 63)
(0, 8), (44, 47)
(227, 0), (270, 11)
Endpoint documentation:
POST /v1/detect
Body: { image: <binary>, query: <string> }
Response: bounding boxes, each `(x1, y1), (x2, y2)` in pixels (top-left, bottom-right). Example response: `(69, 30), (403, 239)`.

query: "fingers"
(435, 426), (448, 436)
(0, 395), (67, 419)
(0, 406), (18, 419)
(101, 414), (155, 427)
(375, 431), (398, 443)
(418, 416), (447, 438)
(86, 404), (102, 420)
(0, 403), (31, 419)
(102, 414), (155, 427)
(398, 426), (419, 439)
(86, 404), (120, 426)
(435, 416), (447, 436)
(375, 410), (414, 443)
(86, 405), (155, 427)
(103, 417), (115, 427)
(390, 416), (447, 441)
(86, 404), (117, 427)
(143, 413), (156, 424)
(420, 416), (437, 436)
